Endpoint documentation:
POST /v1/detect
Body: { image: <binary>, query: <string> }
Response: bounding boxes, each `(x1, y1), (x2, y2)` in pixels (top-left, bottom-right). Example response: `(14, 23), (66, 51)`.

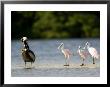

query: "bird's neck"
(61, 48), (64, 51)
(86, 45), (90, 49)
(60, 46), (64, 51)
(23, 41), (29, 50)
(61, 45), (64, 50)
(78, 48), (81, 53)
(23, 41), (28, 45)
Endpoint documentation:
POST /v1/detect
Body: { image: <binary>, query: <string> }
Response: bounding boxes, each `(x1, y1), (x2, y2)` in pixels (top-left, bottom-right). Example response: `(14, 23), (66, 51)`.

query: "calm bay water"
(11, 38), (100, 77)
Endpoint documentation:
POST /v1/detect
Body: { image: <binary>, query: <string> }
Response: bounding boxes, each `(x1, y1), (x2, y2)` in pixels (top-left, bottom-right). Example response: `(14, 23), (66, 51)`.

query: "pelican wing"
(28, 50), (36, 61)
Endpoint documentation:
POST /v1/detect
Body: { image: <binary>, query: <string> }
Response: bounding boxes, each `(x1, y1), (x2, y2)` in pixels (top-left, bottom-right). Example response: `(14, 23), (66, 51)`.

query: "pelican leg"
(93, 58), (95, 64)
(31, 62), (33, 67)
(25, 62), (26, 68)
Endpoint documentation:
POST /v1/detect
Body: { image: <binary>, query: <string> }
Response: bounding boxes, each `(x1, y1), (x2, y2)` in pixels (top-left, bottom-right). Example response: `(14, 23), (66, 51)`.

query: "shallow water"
(11, 38), (100, 77)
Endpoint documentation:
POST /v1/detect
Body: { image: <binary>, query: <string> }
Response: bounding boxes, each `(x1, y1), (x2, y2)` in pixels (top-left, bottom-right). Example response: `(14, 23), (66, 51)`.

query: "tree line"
(11, 11), (100, 39)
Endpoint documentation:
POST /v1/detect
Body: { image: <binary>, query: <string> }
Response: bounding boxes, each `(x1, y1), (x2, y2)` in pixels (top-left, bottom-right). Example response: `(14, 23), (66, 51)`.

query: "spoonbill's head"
(58, 43), (64, 50)
(78, 46), (81, 49)
(85, 42), (91, 48)
(21, 37), (28, 42)
(85, 42), (90, 46)
(77, 46), (81, 53)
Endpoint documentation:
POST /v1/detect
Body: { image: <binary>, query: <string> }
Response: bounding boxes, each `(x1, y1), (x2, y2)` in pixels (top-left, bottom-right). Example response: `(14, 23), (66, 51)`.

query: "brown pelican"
(21, 37), (36, 68)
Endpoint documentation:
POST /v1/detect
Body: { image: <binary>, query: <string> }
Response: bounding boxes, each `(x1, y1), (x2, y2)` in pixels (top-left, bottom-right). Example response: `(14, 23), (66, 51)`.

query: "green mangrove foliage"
(11, 11), (100, 39)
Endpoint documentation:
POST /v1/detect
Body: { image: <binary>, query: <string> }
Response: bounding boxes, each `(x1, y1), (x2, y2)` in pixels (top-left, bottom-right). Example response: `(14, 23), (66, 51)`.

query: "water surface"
(11, 39), (100, 77)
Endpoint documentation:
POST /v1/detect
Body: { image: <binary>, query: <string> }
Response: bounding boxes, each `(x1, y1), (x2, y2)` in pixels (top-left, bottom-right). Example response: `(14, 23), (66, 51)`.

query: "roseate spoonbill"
(21, 37), (36, 68)
(58, 43), (72, 66)
(85, 42), (99, 64)
(77, 46), (88, 66)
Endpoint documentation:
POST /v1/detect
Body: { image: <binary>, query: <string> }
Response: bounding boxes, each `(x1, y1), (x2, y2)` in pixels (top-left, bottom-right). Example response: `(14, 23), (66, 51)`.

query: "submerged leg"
(31, 62), (33, 67)
(25, 62), (26, 67)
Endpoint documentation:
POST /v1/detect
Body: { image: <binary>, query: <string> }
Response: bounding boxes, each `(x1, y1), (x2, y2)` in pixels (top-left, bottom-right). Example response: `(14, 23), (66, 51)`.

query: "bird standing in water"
(85, 42), (99, 64)
(77, 46), (88, 66)
(21, 37), (36, 68)
(58, 43), (72, 66)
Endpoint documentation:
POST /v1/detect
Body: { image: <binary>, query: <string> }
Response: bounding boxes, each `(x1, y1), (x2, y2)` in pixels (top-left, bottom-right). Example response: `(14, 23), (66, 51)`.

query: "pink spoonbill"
(77, 46), (88, 66)
(58, 43), (72, 66)
(85, 42), (99, 64)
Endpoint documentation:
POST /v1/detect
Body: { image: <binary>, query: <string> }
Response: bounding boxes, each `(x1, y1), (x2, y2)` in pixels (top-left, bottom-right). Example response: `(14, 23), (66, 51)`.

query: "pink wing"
(83, 51), (89, 57)
(93, 48), (99, 59)
(64, 49), (72, 55)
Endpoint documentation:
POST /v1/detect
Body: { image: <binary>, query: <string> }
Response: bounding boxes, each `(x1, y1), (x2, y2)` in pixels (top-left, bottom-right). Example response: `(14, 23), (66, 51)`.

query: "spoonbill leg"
(65, 55), (70, 66)
(80, 58), (85, 66)
(64, 55), (69, 66)
(93, 57), (95, 64)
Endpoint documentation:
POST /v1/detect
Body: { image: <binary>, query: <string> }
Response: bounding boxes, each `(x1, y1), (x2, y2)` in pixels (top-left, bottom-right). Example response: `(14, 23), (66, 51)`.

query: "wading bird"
(85, 42), (99, 64)
(58, 43), (72, 66)
(21, 37), (36, 68)
(77, 46), (88, 66)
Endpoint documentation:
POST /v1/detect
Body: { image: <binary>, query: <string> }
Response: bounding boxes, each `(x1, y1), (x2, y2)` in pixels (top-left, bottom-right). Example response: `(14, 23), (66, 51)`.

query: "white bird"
(77, 46), (88, 66)
(58, 43), (72, 66)
(85, 42), (99, 64)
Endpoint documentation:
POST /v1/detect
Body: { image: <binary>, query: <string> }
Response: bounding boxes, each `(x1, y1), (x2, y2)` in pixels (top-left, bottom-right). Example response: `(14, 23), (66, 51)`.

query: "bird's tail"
(96, 54), (100, 59)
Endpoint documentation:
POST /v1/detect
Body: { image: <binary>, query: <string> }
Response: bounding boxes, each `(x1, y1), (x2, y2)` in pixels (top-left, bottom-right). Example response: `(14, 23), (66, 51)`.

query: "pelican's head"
(58, 43), (64, 50)
(21, 37), (28, 42)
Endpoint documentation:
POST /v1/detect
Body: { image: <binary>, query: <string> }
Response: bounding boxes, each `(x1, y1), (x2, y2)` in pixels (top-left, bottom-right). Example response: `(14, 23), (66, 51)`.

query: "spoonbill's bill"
(85, 42), (99, 64)
(58, 43), (72, 66)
